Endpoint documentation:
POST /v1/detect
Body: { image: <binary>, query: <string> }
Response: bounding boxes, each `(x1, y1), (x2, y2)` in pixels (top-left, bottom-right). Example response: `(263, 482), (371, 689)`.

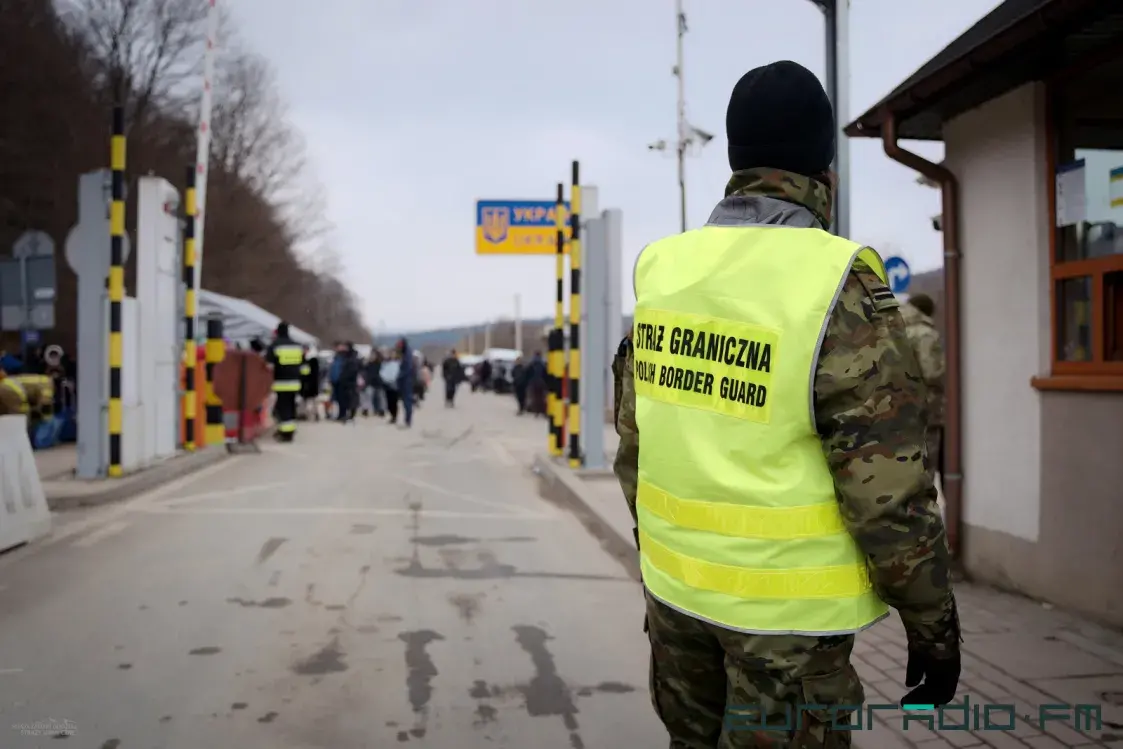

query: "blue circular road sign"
(884, 256), (911, 295)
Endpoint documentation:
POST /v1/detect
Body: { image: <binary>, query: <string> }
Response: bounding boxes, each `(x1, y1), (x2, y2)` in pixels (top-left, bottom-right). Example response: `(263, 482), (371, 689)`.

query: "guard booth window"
(1048, 51), (1123, 381)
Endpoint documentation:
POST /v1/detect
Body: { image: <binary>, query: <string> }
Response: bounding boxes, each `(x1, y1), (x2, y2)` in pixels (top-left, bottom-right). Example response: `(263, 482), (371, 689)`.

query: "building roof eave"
(844, 0), (1114, 142)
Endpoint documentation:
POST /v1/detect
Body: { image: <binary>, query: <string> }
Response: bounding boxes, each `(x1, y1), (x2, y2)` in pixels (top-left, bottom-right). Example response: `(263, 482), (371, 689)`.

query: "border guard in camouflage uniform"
(612, 61), (960, 748)
(901, 294), (946, 481)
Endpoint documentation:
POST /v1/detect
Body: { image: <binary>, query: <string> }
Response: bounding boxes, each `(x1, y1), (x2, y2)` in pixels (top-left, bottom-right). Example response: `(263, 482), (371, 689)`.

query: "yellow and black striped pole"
(183, 165), (199, 451)
(204, 314), (225, 446)
(567, 161), (582, 468)
(108, 106), (126, 477)
(548, 182), (565, 456)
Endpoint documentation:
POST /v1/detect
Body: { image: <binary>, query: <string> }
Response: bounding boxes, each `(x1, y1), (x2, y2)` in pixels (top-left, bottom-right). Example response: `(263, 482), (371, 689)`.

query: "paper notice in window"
(1056, 159), (1086, 227)
(1110, 166), (1123, 209)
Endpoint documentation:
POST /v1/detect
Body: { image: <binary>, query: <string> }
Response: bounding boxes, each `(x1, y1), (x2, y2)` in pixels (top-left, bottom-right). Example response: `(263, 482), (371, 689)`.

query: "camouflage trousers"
(645, 591), (864, 749)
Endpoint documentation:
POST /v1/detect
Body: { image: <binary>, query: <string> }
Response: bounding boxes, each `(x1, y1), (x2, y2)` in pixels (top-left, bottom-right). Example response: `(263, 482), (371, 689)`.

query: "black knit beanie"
(726, 60), (835, 176)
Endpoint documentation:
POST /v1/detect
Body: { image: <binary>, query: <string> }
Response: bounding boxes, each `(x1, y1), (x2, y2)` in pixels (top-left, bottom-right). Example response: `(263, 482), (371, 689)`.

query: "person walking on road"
(381, 349), (402, 425)
(525, 350), (548, 417)
(328, 342), (345, 420)
(300, 346), (321, 421)
(441, 349), (463, 407)
(476, 358), (492, 392)
(511, 357), (528, 415)
(337, 343), (361, 423)
(266, 322), (303, 442)
(902, 293), (946, 483)
(612, 60), (960, 748)
(395, 338), (415, 428)
(363, 350), (386, 417)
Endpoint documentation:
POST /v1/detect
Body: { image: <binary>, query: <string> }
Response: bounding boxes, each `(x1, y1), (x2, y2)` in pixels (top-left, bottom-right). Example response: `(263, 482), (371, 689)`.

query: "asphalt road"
(0, 385), (667, 748)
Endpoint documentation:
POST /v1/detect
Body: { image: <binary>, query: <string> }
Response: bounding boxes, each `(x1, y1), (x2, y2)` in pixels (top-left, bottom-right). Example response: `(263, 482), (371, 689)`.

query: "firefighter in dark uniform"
(266, 322), (303, 441)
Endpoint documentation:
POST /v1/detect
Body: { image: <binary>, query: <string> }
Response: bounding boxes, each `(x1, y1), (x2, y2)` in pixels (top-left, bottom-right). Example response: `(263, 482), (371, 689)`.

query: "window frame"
(1037, 56), (1123, 392)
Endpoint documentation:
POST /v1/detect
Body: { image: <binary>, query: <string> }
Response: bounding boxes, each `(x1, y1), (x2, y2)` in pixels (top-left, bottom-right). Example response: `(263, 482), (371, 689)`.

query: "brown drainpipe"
(880, 112), (963, 560)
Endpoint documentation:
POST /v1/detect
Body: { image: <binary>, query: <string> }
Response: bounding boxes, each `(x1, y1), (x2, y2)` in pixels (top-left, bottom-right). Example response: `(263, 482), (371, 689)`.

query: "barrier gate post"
(204, 314), (225, 446)
(107, 106), (127, 477)
(566, 161), (583, 468)
(182, 165), (200, 451)
(549, 182), (566, 456)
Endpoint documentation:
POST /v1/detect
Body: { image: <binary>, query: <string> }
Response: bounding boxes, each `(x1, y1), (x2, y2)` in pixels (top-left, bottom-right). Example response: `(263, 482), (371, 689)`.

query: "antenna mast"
(649, 1), (711, 233)
(675, 0), (687, 233)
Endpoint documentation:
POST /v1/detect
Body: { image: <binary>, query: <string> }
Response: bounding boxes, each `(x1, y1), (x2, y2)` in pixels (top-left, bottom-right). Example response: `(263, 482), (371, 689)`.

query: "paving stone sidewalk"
(506, 405), (1123, 749)
(855, 589), (1123, 749)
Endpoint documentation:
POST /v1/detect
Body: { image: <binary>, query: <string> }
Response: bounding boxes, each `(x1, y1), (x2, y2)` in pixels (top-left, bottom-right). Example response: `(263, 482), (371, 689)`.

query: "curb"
(532, 453), (641, 583)
(45, 447), (229, 511)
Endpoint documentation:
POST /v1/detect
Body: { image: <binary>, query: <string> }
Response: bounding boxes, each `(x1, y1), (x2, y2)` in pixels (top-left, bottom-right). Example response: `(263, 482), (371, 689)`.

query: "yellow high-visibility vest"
(12, 374), (53, 418)
(632, 224), (891, 635)
(0, 378), (28, 415)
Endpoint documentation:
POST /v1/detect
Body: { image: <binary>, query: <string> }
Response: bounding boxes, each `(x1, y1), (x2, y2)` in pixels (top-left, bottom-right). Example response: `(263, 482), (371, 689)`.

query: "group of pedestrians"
(324, 338), (421, 429)
(437, 349), (548, 416)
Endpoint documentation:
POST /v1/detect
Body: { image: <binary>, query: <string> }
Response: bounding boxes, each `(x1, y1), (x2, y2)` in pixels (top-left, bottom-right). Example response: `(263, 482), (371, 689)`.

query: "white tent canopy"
(197, 289), (318, 349)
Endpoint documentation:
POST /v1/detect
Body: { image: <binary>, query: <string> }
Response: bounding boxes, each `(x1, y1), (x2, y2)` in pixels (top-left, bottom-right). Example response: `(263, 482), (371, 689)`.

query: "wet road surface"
(0, 386), (667, 748)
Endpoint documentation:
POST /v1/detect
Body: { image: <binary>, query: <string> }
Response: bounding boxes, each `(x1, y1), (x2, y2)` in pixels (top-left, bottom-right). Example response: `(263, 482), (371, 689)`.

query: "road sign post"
(884, 256), (912, 295)
(474, 189), (621, 469)
(1, 230), (58, 355)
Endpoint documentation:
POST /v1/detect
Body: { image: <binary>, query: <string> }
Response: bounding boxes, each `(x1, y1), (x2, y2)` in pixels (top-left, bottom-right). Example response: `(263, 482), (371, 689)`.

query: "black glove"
(901, 649), (960, 707)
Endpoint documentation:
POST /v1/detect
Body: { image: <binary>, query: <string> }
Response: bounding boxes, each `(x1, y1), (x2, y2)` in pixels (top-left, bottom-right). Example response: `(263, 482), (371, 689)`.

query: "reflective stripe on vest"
(633, 223), (890, 636)
(272, 344), (303, 391)
(274, 345), (304, 366)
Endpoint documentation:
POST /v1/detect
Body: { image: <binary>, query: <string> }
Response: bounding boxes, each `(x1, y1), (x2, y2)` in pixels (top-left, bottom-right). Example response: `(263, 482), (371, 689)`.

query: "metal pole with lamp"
(648, 0), (713, 233)
(808, 0), (850, 239)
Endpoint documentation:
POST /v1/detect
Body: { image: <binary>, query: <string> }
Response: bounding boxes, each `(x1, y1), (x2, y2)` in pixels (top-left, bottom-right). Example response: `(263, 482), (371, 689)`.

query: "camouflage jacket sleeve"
(612, 335), (639, 524)
(915, 327), (947, 424)
(915, 328), (946, 389)
(815, 266), (959, 656)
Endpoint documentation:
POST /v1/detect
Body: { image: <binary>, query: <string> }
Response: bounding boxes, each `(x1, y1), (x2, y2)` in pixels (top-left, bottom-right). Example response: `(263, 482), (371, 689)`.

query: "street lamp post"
(808, 0), (851, 239)
(648, 0), (713, 234)
(649, 0), (847, 237)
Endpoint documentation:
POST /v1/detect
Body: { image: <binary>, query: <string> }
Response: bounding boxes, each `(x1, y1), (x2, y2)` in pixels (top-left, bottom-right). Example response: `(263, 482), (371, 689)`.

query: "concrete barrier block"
(0, 415), (52, 552)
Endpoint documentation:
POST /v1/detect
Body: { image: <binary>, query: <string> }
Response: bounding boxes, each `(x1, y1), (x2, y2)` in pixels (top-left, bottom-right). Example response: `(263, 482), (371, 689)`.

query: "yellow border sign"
(475, 200), (571, 255)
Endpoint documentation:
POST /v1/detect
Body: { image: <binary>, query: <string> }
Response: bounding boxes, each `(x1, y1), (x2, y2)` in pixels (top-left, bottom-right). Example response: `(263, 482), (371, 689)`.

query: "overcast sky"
(229, 0), (1001, 333)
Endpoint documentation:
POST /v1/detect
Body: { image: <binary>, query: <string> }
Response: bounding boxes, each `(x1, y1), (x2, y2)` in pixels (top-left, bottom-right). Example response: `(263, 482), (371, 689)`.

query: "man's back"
(614, 166), (959, 746)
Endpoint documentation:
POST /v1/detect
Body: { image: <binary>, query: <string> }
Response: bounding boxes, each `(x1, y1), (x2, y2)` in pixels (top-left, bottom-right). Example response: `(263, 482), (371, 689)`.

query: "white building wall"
(943, 83), (1050, 542)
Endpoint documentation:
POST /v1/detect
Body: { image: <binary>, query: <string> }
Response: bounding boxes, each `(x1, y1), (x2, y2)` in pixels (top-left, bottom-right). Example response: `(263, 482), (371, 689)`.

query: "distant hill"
(373, 317), (555, 349)
(384, 268), (946, 350)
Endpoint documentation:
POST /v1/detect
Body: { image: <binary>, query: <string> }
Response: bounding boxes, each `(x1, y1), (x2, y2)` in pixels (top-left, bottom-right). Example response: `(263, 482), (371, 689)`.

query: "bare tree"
(209, 44), (336, 255)
(209, 47), (303, 200)
(19, 1), (372, 346)
(57, 0), (209, 125)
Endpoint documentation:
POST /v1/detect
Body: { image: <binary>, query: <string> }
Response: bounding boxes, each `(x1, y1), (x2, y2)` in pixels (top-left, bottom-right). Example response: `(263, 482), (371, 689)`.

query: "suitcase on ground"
(31, 417), (63, 450)
(57, 408), (77, 443)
